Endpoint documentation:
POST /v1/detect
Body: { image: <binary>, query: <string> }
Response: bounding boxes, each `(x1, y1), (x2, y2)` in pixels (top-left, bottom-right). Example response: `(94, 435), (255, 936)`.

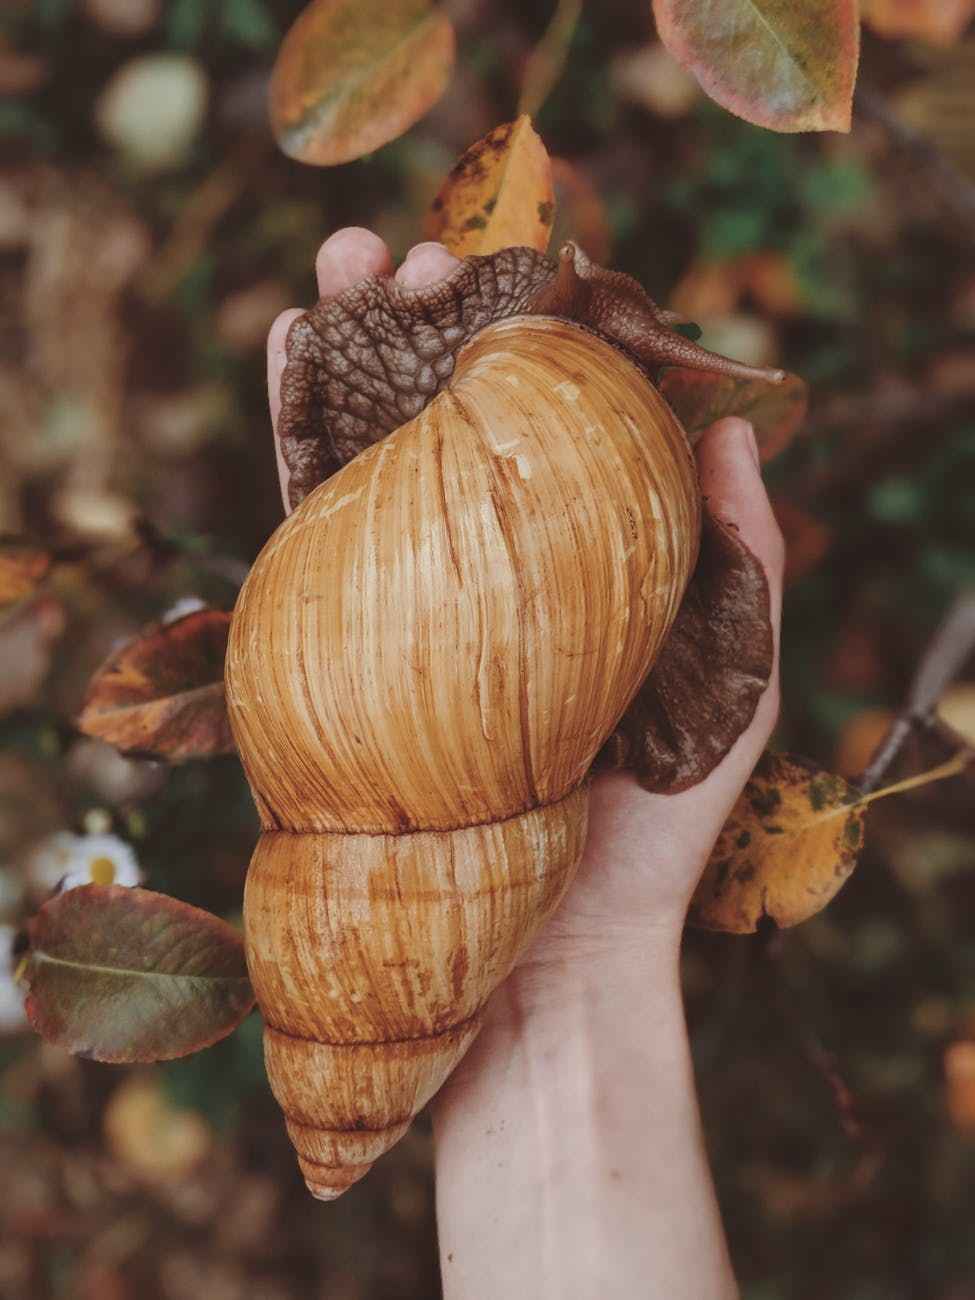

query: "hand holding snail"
(228, 229), (783, 1213)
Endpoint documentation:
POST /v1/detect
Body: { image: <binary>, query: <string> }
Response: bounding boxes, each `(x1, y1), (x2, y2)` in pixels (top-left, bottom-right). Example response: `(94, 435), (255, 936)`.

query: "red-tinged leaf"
(270, 0), (455, 166)
(23, 885), (254, 1063)
(659, 367), (808, 462)
(0, 537), (52, 607)
(77, 609), (234, 762)
(653, 0), (860, 133)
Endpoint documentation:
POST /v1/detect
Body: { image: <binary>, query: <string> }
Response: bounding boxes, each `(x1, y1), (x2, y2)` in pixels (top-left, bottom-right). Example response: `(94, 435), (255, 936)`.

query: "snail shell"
(225, 315), (700, 1198)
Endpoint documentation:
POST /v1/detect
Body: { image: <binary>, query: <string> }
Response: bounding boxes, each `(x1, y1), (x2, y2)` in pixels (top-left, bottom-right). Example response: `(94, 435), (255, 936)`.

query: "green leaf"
(270, 0), (456, 167)
(653, 0), (860, 134)
(23, 885), (254, 1063)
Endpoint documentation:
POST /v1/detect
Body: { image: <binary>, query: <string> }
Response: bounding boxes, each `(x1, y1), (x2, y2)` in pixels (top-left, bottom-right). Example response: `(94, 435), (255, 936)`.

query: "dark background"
(2, 2), (975, 1297)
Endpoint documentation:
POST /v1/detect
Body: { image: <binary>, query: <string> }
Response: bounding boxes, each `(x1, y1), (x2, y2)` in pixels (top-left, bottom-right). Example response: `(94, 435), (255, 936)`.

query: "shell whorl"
(226, 315), (701, 1197)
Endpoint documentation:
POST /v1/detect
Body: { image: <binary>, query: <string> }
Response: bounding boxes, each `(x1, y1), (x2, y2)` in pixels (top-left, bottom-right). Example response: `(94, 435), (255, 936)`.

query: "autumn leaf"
(691, 749), (972, 933)
(270, 0), (455, 166)
(549, 158), (612, 263)
(690, 753), (866, 933)
(659, 368), (808, 462)
(0, 537), (52, 607)
(23, 885), (254, 1063)
(424, 116), (555, 257)
(653, 0), (860, 133)
(77, 608), (235, 762)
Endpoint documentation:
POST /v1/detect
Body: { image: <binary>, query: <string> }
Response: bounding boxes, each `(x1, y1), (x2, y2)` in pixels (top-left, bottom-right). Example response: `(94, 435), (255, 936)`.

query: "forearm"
(432, 942), (738, 1300)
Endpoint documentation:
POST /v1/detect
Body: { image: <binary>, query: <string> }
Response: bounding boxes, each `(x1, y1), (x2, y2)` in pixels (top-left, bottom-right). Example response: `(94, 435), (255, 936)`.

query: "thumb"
(696, 417), (785, 629)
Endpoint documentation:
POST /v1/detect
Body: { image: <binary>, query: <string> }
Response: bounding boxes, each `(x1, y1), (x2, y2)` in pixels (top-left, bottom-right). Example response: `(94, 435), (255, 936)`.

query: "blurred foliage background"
(2, 1), (975, 1297)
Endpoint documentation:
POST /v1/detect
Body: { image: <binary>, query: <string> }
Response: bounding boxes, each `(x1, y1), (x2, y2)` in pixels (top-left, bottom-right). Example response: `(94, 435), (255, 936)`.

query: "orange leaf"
(653, 0), (860, 133)
(0, 537), (52, 607)
(270, 0), (455, 166)
(77, 609), (234, 762)
(425, 116), (555, 257)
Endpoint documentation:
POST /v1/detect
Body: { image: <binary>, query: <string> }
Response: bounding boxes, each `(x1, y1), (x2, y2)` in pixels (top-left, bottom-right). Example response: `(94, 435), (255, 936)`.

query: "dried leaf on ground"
(77, 609), (234, 762)
(653, 0), (860, 133)
(0, 538), (51, 607)
(424, 116), (555, 257)
(659, 367), (808, 461)
(690, 753), (864, 932)
(270, 0), (455, 166)
(23, 884), (254, 1062)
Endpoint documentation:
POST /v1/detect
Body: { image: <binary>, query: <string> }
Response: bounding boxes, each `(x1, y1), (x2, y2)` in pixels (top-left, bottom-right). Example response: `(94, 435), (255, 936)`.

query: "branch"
(858, 589), (975, 792)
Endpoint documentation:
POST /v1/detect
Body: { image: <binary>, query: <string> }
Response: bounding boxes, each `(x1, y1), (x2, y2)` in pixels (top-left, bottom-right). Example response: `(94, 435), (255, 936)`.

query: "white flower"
(161, 595), (207, 624)
(0, 923), (27, 1034)
(26, 831), (143, 897)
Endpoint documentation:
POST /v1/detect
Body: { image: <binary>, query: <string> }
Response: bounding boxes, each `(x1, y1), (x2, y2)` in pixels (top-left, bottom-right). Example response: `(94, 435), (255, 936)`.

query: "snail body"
(226, 315), (701, 1197)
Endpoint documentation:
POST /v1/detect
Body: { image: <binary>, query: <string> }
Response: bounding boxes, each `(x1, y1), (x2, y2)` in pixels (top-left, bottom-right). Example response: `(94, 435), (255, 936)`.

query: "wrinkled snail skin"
(225, 316), (701, 1199)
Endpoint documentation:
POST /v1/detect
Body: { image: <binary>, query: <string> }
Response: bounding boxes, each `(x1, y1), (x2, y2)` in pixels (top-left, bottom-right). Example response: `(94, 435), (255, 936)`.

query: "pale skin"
(268, 227), (785, 1300)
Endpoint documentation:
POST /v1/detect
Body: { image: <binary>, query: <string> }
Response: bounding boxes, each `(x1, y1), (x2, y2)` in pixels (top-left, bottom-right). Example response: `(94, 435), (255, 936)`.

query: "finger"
(395, 241), (461, 290)
(267, 307), (304, 515)
(696, 417), (785, 623)
(695, 416), (783, 779)
(315, 227), (392, 298)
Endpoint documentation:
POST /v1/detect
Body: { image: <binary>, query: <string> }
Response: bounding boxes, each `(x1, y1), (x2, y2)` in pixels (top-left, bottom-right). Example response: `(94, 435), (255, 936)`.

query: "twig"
(858, 589), (975, 792)
(854, 85), (975, 248)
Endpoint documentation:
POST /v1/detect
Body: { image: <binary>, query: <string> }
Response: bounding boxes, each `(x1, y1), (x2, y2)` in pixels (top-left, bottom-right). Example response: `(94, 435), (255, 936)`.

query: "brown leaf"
(270, 0), (455, 166)
(863, 0), (975, 45)
(945, 1040), (975, 1132)
(23, 884), (254, 1062)
(424, 116), (555, 257)
(76, 609), (234, 762)
(772, 496), (832, 584)
(690, 753), (864, 932)
(104, 1075), (213, 1182)
(659, 367), (808, 461)
(549, 158), (612, 263)
(653, 0), (860, 133)
(0, 537), (52, 607)
(599, 509), (773, 793)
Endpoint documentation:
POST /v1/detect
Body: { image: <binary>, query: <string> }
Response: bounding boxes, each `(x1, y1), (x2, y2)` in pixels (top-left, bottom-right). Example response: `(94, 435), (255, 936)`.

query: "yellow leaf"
(691, 753), (864, 934)
(424, 116), (555, 257)
(692, 749), (972, 933)
(270, 0), (455, 167)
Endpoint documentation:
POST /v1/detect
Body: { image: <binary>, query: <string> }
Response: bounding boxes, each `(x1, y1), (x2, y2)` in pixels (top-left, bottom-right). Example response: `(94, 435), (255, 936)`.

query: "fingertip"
(315, 227), (392, 298)
(395, 241), (461, 290)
